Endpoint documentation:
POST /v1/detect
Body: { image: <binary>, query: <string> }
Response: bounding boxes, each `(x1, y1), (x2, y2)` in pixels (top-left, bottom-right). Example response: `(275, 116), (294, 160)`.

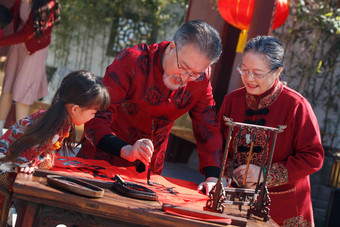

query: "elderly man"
(77, 20), (223, 193)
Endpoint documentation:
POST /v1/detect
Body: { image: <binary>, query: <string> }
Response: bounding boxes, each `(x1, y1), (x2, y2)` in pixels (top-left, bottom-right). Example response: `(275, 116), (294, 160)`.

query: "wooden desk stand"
(206, 117), (286, 222)
(0, 172), (14, 227)
(0, 185), (11, 227)
(13, 172), (280, 226)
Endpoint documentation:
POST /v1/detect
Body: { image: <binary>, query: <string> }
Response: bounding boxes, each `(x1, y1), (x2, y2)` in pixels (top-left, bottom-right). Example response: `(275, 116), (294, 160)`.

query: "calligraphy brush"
(147, 120), (154, 185)
(239, 133), (256, 211)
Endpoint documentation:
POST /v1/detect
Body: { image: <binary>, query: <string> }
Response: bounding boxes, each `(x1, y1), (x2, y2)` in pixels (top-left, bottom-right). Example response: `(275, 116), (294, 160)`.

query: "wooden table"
(12, 173), (279, 227)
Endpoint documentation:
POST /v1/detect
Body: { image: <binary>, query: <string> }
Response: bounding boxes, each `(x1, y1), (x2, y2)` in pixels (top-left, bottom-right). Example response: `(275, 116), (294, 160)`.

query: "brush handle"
(147, 120), (155, 184)
(242, 134), (255, 187)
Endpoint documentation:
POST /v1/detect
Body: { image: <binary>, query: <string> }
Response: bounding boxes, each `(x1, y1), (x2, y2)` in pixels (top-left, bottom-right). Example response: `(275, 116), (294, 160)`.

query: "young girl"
(0, 70), (110, 194)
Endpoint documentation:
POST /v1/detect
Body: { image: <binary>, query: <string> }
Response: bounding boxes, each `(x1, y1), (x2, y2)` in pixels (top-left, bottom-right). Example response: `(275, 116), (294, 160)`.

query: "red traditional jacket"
(0, 110), (70, 212)
(0, 110), (71, 174)
(78, 41), (222, 175)
(218, 79), (324, 226)
(0, 0), (57, 55)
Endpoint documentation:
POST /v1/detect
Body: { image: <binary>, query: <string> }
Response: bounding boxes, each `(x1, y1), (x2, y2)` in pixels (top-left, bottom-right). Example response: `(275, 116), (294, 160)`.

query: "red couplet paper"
(51, 155), (231, 224)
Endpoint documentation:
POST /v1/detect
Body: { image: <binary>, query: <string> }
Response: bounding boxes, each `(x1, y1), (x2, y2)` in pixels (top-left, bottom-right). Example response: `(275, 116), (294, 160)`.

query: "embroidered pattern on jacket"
(137, 55), (150, 75)
(282, 215), (312, 227)
(231, 128), (268, 169)
(203, 106), (218, 124)
(246, 81), (283, 109)
(267, 163), (288, 187)
(173, 90), (192, 109)
(269, 187), (296, 195)
(193, 123), (210, 143)
(121, 101), (139, 116)
(145, 87), (163, 105)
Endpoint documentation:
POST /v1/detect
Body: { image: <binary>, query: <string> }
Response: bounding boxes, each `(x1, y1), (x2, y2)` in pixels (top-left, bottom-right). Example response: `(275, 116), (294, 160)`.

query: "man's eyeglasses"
(236, 65), (272, 79)
(175, 42), (204, 82)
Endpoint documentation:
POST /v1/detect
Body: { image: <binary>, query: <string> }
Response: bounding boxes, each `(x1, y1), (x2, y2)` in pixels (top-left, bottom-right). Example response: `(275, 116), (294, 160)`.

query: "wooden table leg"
(0, 186), (11, 227)
(14, 200), (38, 227)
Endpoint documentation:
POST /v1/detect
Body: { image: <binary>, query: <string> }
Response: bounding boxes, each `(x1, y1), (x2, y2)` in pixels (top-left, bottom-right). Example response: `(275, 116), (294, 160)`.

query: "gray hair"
(244, 36), (284, 71)
(173, 20), (222, 64)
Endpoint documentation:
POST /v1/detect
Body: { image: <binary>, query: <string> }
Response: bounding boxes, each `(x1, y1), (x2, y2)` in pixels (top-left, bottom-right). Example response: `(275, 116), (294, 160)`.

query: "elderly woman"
(218, 36), (324, 226)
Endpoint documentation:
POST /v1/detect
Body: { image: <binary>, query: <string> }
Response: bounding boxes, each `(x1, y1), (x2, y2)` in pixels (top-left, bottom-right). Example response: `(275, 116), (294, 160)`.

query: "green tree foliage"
(49, 0), (187, 71)
(274, 0), (340, 150)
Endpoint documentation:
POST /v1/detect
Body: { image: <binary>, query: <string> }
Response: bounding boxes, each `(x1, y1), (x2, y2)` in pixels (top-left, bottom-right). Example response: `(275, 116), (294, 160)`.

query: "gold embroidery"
(269, 188), (296, 195)
(282, 215), (313, 227)
(267, 163), (288, 187)
(246, 81), (283, 109)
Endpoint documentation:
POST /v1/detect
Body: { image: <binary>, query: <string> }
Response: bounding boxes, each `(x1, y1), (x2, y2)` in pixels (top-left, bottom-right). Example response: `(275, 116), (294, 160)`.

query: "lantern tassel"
(236, 30), (248, 53)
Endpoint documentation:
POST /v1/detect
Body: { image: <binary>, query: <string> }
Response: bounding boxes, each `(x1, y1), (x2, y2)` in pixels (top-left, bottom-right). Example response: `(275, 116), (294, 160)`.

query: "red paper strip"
(163, 204), (232, 225)
(51, 155), (221, 222)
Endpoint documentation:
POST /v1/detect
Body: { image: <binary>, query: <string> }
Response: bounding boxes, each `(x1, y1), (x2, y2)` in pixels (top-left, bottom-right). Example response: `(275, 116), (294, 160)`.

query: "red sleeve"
(286, 99), (324, 180)
(190, 68), (223, 173)
(217, 95), (229, 140)
(0, 0), (56, 48)
(217, 95), (235, 176)
(0, 11), (35, 47)
(83, 50), (136, 146)
(268, 98), (324, 187)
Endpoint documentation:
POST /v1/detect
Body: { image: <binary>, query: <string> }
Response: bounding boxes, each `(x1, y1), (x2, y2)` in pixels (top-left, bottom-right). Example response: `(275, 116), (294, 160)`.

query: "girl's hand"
(15, 166), (37, 174)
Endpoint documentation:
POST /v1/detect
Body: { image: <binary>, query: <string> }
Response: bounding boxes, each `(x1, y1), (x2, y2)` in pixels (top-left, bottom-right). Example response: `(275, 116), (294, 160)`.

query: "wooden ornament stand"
(206, 117), (286, 222)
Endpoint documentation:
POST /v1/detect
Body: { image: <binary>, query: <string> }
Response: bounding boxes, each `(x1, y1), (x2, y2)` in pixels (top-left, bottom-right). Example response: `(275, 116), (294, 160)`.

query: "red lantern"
(218, 0), (290, 31)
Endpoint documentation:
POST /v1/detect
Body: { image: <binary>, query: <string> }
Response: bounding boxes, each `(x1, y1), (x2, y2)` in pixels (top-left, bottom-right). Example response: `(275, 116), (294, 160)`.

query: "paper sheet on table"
(51, 154), (208, 210)
(51, 155), (232, 225)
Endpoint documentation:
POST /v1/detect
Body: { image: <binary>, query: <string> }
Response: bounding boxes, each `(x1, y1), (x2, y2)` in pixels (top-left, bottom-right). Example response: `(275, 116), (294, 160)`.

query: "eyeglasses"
(175, 42), (204, 82)
(236, 65), (272, 79)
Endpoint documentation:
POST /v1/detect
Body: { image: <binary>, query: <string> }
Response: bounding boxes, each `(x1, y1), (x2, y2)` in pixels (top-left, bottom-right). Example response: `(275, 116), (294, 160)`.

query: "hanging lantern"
(218, 0), (290, 31)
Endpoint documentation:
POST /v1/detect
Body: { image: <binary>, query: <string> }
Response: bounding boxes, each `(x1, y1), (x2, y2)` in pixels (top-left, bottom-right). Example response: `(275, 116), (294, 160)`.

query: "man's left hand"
(197, 177), (218, 196)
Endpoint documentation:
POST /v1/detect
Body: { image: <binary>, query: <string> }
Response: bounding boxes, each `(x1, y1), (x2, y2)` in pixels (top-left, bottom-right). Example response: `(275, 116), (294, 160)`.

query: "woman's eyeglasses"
(175, 42), (205, 82)
(236, 65), (272, 79)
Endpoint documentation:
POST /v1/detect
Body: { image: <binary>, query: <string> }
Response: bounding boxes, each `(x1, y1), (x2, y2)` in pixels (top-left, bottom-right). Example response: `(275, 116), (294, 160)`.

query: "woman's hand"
(15, 166), (37, 174)
(232, 164), (263, 188)
(121, 138), (154, 166)
(197, 177), (218, 196)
